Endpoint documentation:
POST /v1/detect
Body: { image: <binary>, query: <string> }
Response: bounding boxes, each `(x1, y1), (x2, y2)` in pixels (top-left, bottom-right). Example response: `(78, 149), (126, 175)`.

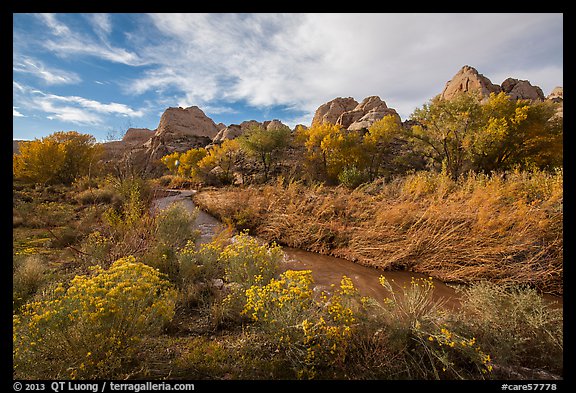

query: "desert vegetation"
(12, 90), (563, 380)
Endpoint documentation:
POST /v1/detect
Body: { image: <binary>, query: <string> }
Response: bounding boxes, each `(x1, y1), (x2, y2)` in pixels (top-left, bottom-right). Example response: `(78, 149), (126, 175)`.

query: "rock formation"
(547, 86), (563, 103)
(115, 106), (219, 175)
(311, 95), (400, 131)
(546, 86), (563, 118)
(312, 97), (358, 126)
(440, 65), (502, 100)
(122, 128), (155, 144)
(440, 65), (552, 103)
(154, 106), (219, 139)
(345, 96), (401, 131)
(501, 78), (545, 101)
(212, 119), (288, 144)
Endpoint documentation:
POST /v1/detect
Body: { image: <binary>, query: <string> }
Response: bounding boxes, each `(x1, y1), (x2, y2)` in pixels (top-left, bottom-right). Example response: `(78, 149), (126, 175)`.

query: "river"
(152, 189), (561, 310)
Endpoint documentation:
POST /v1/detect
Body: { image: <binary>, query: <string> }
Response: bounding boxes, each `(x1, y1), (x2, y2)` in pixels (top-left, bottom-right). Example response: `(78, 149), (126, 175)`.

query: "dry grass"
(193, 169), (562, 295)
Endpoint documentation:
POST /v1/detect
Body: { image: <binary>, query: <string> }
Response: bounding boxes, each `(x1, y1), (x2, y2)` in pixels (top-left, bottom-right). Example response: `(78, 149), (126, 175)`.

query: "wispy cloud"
(127, 13), (563, 120)
(14, 82), (145, 125)
(13, 107), (25, 117)
(13, 56), (81, 85)
(34, 13), (144, 66)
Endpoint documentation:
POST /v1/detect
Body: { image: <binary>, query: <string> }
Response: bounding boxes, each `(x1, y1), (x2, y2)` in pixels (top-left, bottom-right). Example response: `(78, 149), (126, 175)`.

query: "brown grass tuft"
(193, 169), (562, 295)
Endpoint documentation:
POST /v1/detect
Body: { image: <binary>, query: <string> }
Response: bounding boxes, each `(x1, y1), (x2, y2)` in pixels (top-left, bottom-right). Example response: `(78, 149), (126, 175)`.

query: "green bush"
(13, 256), (177, 379)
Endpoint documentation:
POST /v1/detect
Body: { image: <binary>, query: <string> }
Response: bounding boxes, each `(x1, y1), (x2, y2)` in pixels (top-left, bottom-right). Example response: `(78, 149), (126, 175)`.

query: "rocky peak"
(155, 106), (219, 139)
(354, 96), (388, 113)
(440, 65), (502, 100)
(501, 78), (545, 101)
(311, 97), (359, 126)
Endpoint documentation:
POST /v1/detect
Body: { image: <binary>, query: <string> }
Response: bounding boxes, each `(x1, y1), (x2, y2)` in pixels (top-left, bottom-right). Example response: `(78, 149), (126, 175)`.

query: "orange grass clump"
(193, 169), (563, 296)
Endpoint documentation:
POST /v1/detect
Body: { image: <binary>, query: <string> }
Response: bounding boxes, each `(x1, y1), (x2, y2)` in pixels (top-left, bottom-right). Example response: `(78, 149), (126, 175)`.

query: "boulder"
(155, 106), (219, 139)
(311, 97), (358, 126)
(213, 124), (243, 143)
(501, 78), (545, 101)
(440, 65), (501, 100)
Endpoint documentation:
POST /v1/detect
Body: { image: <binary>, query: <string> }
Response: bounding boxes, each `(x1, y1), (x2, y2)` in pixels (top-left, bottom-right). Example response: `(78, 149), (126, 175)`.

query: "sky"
(13, 13), (563, 142)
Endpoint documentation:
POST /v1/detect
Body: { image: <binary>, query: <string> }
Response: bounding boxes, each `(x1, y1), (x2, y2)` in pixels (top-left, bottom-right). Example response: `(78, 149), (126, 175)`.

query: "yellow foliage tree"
(13, 131), (102, 185)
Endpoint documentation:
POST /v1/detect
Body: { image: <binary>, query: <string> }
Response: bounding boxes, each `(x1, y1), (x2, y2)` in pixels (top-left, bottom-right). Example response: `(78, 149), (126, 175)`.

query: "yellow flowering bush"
(219, 231), (283, 287)
(13, 256), (178, 379)
(243, 271), (367, 379)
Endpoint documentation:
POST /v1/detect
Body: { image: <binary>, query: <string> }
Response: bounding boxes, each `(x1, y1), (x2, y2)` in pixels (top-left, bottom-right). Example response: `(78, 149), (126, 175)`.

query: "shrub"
(243, 271), (370, 379)
(155, 202), (199, 247)
(13, 255), (46, 311)
(74, 187), (115, 205)
(219, 231), (283, 288)
(79, 231), (113, 267)
(13, 256), (178, 379)
(376, 275), (494, 379)
(454, 281), (563, 375)
(338, 165), (366, 188)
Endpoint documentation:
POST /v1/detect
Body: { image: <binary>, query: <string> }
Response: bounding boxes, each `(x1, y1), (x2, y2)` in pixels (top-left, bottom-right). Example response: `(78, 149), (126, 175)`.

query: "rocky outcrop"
(440, 65), (502, 100)
(440, 65), (555, 104)
(311, 95), (400, 131)
(312, 97), (358, 126)
(501, 78), (545, 101)
(213, 124), (243, 143)
(546, 86), (563, 118)
(101, 128), (155, 161)
(154, 106), (219, 139)
(122, 128), (155, 144)
(114, 106), (219, 176)
(345, 96), (401, 131)
(547, 86), (563, 103)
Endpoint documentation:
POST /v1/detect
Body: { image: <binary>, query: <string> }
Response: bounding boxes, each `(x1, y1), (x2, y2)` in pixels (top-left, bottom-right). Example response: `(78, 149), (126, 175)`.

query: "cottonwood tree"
(13, 131), (102, 185)
(238, 124), (291, 182)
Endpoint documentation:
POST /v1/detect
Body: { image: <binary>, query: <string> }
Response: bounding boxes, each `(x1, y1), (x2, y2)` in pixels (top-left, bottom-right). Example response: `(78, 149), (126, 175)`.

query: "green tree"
(238, 124), (291, 182)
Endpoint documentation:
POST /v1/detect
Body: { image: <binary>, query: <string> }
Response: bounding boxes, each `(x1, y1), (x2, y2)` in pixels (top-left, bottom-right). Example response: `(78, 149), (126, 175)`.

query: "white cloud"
(35, 13), (144, 66)
(90, 13), (112, 36)
(13, 107), (25, 117)
(14, 83), (146, 125)
(130, 13), (562, 122)
(13, 56), (81, 85)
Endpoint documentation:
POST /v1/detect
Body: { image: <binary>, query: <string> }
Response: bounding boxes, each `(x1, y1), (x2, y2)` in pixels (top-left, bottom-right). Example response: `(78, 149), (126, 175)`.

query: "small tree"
(238, 124), (291, 182)
(13, 131), (102, 185)
(408, 92), (483, 180)
(362, 115), (403, 181)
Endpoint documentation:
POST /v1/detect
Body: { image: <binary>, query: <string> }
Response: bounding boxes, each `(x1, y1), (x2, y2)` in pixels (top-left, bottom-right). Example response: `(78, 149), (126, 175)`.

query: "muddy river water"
(152, 189), (561, 310)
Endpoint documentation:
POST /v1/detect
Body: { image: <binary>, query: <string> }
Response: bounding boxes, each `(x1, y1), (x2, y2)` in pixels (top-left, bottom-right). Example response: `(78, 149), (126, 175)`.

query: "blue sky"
(13, 13), (563, 142)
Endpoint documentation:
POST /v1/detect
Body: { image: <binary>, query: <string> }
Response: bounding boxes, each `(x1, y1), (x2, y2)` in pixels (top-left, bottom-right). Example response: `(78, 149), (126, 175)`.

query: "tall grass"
(193, 168), (562, 295)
